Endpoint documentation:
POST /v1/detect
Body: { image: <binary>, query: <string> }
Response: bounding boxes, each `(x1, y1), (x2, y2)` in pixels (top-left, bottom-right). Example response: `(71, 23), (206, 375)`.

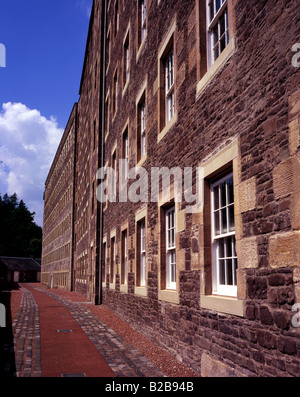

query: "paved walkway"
(1, 284), (166, 378)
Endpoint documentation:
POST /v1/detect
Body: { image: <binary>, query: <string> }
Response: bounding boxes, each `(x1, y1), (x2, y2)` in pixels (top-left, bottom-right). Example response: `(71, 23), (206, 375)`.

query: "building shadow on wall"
(0, 283), (19, 377)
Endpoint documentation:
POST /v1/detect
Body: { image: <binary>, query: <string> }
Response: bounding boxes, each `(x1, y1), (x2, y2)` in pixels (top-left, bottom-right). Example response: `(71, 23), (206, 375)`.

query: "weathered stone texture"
(42, 0), (300, 377)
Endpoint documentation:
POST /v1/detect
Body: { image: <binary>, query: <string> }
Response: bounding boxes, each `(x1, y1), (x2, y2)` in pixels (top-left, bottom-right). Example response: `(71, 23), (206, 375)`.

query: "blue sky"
(0, 0), (93, 226)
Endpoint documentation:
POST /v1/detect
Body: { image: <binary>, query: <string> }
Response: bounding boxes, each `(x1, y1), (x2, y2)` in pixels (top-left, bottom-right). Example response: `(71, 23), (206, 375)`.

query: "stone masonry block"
(289, 88), (300, 120)
(289, 117), (299, 156)
(273, 158), (294, 199)
(236, 236), (258, 269)
(238, 176), (256, 214)
(201, 352), (247, 377)
(269, 231), (300, 268)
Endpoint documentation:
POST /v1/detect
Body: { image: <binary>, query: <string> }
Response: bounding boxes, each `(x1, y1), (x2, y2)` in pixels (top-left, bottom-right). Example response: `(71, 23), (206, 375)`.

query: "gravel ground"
(37, 285), (200, 377)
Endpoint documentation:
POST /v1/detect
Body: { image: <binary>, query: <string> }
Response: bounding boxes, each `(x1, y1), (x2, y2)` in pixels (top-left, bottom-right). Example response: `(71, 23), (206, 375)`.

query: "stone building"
(42, 0), (300, 376)
(42, 104), (77, 290)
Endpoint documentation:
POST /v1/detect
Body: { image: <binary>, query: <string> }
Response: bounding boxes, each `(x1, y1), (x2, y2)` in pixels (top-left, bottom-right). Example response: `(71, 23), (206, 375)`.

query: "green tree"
(0, 193), (42, 258)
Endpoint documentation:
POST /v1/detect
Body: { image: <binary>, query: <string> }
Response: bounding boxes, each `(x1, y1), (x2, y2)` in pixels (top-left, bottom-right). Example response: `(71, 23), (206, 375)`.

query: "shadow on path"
(0, 283), (19, 377)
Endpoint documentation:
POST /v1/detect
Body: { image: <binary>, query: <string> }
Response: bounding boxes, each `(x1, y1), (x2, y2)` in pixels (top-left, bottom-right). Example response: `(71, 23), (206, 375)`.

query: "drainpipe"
(97, 0), (108, 305)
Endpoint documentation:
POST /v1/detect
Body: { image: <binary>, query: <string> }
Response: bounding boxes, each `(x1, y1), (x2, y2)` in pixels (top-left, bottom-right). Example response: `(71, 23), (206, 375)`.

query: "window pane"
(233, 258), (238, 286)
(225, 9), (229, 45)
(226, 259), (233, 285)
(219, 239), (224, 258)
(171, 252), (176, 282)
(208, 3), (229, 66)
(219, 259), (225, 285)
(213, 25), (219, 59)
(220, 181), (227, 207)
(233, 238), (237, 256)
(227, 177), (234, 204)
(214, 186), (219, 210)
(209, 0), (214, 22)
(214, 211), (220, 235)
(225, 236), (232, 257)
(221, 207), (227, 234)
(229, 204), (235, 231)
(168, 229), (171, 248)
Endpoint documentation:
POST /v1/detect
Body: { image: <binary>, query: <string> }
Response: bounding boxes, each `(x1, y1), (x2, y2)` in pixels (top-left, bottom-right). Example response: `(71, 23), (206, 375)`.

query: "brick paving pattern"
(12, 287), (42, 377)
(2, 284), (166, 377)
(35, 287), (165, 377)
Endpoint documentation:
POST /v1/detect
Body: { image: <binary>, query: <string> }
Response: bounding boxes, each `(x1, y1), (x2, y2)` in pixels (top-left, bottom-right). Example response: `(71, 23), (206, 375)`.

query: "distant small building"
(0, 257), (41, 286)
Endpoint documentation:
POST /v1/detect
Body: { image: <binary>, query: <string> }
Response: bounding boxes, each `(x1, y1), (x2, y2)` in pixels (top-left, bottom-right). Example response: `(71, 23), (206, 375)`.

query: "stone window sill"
(200, 294), (244, 317)
(134, 286), (147, 297)
(158, 289), (179, 304)
(109, 282), (115, 290)
(120, 284), (128, 293)
(196, 38), (235, 99)
(157, 112), (178, 144)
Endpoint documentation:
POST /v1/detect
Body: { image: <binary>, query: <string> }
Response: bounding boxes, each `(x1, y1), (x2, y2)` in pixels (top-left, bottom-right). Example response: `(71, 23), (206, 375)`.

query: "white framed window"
(113, 71), (118, 115)
(140, 101), (146, 157)
(140, 219), (146, 287)
(110, 237), (115, 284)
(122, 129), (129, 180)
(207, 0), (229, 67)
(211, 173), (237, 297)
(112, 150), (117, 197)
(123, 32), (130, 87)
(122, 230), (128, 284)
(102, 241), (106, 283)
(114, 0), (119, 37)
(141, 0), (147, 41)
(165, 48), (175, 124)
(126, 43), (130, 82)
(166, 206), (176, 290)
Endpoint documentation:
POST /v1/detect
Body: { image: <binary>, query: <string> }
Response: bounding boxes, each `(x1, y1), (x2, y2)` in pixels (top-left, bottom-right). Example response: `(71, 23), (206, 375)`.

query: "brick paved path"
(3, 284), (165, 377)
(37, 287), (165, 377)
(12, 287), (42, 377)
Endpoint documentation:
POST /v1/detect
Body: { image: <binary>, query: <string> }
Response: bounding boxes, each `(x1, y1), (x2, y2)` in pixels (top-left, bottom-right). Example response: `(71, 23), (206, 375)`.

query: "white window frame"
(165, 48), (175, 124)
(166, 206), (176, 290)
(140, 220), (146, 287)
(123, 131), (129, 180)
(112, 151), (117, 197)
(140, 101), (146, 158)
(114, 72), (118, 115)
(102, 241), (107, 283)
(141, 0), (147, 41)
(122, 230), (128, 285)
(111, 237), (115, 284)
(211, 173), (237, 297)
(207, 0), (229, 67)
(126, 43), (130, 83)
(115, 1), (119, 36)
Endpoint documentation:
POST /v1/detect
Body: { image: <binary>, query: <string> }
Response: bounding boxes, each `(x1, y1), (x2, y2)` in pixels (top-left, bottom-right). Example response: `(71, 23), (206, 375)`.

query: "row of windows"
(41, 272), (68, 289)
(102, 171), (237, 297)
(106, 0), (229, 98)
(75, 203), (89, 245)
(76, 158), (90, 211)
(75, 251), (88, 284)
(110, 0), (229, 67)
(45, 132), (74, 206)
(104, 0), (231, 182)
(43, 185), (73, 237)
(43, 213), (72, 249)
(44, 158), (73, 222)
(42, 242), (71, 266)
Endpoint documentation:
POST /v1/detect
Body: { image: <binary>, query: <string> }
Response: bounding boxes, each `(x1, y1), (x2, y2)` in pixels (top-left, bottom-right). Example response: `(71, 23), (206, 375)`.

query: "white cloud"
(0, 102), (64, 227)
